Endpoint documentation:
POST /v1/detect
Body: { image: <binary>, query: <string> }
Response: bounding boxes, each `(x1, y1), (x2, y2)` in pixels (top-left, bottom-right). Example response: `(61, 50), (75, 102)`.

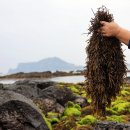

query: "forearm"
(116, 28), (130, 46)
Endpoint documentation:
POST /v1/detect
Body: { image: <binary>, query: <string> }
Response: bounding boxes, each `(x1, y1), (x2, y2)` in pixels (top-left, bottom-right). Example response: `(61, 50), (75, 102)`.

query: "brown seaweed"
(85, 6), (127, 116)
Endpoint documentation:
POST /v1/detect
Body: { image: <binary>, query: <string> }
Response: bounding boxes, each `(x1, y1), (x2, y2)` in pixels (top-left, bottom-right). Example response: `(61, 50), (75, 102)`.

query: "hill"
(8, 57), (83, 74)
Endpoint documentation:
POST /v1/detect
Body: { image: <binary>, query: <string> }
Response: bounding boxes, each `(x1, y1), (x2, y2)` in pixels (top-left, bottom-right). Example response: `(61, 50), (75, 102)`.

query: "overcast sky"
(0, 0), (130, 74)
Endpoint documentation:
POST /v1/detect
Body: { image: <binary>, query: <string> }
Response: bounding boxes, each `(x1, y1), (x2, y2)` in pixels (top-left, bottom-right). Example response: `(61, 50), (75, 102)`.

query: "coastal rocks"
(39, 85), (75, 106)
(125, 77), (130, 84)
(0, 90), (50, 130)
(74, 96), (88, 107)
(94, 121), (130, 130)
(0, 83), (3, 89)
(3, 80), (86, 115)
(4, 80), (56, 99)
(34, 85), (76, 114)
(34, 98), (65, 114)
(4, 83), (40, 99)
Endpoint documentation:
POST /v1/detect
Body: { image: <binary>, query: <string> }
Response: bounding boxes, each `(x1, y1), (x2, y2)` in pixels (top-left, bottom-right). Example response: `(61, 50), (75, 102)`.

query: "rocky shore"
(0, 80), (130, 130)
(0, 71), (83, 79)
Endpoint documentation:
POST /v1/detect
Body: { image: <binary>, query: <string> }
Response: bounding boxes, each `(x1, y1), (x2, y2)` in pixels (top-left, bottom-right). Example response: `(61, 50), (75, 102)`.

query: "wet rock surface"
(3, 80), (82, 114)
(94, 121), (130, 130)
(0, 90), (49, 130)
(39, 85), (75, 106)
(3, 80), (56, 99)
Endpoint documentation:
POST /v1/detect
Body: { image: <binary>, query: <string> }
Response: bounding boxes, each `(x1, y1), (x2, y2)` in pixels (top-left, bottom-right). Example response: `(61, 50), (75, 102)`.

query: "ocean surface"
(0, 72), (130, 84)
(0, 75), (85, 84)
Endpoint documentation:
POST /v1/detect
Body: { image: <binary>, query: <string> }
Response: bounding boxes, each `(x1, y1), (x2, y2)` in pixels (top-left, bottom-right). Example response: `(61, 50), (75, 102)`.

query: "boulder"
(73, 96), (89, 107)
(3, 80), (56, 99)
(34, 98), (65, 114)
(40, 86), (75, 106)
(0, 90), (50, 130)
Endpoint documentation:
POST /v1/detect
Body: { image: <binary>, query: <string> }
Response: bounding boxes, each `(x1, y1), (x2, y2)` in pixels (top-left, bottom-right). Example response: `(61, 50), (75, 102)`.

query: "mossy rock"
(42, 114), (52, 130)
(68, 85), (79, 94)
(53, 116), (77, 130)
(48, 118), (60, 124)
(106, 115), (125, 122)
(120, 90), (130, 96)
(87, 98), (92, 103)
(81, 106), (93, 116)
(79, 115), (97, 125)
(112, 102), (130, 113)
(74, 125), (93, 130)
(47, 112), (59, 118)
(63, 101), (81, 116)
(106, 108), (118, 115)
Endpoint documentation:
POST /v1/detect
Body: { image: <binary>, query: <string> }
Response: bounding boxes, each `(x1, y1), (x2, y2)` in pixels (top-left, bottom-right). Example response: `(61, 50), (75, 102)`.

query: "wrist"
(115, 26), (122, 38)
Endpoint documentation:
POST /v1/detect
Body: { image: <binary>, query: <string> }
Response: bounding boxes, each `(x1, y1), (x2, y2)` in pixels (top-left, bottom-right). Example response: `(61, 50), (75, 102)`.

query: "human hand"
(100, 21), (121, 37)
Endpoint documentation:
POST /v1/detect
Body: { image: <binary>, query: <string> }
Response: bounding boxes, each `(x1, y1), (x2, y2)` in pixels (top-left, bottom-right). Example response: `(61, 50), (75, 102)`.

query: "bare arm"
(100, 21), (130, 46)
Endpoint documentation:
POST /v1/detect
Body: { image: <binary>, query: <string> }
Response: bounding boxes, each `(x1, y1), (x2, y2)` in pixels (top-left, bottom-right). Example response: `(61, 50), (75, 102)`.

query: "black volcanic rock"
(94, 121), (130, 130)
(4, 80), (56, 99)
(8, 57), (83, 74)
(39, 85), (75, 106)
(0, 90), (49, 130)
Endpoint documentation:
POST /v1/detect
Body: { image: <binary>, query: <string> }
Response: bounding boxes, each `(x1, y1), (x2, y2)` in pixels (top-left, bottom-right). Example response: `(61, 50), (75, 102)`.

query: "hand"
(100, 21), (121, 37)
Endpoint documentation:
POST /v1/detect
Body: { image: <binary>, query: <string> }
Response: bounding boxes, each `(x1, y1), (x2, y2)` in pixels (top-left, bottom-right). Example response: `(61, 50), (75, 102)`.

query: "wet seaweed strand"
(85, 6), (127, 116)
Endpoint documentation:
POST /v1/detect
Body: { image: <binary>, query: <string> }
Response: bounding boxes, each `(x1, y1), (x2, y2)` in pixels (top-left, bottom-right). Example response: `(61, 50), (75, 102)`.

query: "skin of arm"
(100, 21), (130, 46)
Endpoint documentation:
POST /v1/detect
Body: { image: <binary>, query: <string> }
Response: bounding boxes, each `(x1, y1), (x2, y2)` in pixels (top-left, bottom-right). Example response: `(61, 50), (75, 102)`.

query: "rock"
(34, 98), (65, 114)
(14, 80), (55, 89)
(40, 86), (75, 106)
(94, 121), (130, 130)
(0, 83), (3, 89)
(4, 83), (40, 99)
(34, 98), (56, 114)
(36, 81), (56, 90)
(125, 77), (130, 84)
(73, 96), (88, 107)
(0, 90), (50, 130)
(3, 80), (56, 99)
(55, 103), (65, 113)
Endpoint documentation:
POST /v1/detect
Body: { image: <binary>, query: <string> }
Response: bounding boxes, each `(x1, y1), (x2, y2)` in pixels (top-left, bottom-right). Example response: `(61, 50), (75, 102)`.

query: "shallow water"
(0, 73), (130, 84)
(0, 75), (85, 84)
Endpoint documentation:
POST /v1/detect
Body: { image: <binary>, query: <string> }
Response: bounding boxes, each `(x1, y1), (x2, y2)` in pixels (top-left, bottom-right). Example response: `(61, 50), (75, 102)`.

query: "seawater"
(0, 73), (130, 84)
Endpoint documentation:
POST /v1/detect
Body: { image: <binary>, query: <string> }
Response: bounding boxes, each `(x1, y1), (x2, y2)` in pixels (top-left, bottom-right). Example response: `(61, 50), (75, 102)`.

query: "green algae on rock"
(79, 115), (97, 125)
(63, 101), (81, 117)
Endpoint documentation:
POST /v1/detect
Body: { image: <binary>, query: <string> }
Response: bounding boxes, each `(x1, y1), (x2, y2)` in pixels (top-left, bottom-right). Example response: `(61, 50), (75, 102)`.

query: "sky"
(0, 0), (130, 74)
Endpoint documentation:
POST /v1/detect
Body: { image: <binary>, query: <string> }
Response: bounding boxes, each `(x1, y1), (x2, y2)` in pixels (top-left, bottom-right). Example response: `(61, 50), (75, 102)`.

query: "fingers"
(99, 26), (109, 37)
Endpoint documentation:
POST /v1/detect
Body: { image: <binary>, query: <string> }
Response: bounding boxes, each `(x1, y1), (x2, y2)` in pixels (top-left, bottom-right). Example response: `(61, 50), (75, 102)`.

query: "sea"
(0, 72), (130, 84)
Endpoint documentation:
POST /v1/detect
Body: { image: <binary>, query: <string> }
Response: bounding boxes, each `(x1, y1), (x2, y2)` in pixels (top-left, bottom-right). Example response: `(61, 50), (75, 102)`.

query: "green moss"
(107, 115), (125, 122)
(63, 101), (81, 116)
(48, 118), (60, 124)
(81, 90), (87, 97)
(68, 86), (79, 93)
(112, 102), (130, 113)
(88, 98), (92, 103)
(42, 114), (52, 130)
(81, 93), (87, 97)
(47, 112), (59, 118)
(79, 115), (97, 125)
(112, 99), (125, 106)
(120, 90), (130, 96)
(106, 108), (118, 115)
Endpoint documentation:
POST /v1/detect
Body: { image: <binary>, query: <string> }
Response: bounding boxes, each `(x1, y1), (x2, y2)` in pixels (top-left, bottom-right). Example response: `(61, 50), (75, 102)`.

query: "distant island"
(8, 57), (83, 74)
(0, 57), (84, 79)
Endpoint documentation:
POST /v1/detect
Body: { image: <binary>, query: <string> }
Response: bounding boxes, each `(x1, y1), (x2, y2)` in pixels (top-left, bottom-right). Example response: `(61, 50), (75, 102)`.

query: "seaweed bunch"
(85, 6), (127, 116)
